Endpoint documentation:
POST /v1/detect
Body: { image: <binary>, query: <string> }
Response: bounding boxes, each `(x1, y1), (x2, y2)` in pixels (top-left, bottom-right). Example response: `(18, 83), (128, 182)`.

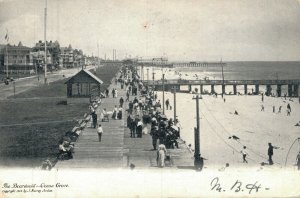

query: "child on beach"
(240, 146), (248, 163)
(278, 106), (282, 113)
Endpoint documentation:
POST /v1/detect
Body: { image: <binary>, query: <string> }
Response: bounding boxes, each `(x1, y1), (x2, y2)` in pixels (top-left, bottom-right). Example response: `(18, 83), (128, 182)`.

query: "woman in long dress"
(157, 144), (167, 167)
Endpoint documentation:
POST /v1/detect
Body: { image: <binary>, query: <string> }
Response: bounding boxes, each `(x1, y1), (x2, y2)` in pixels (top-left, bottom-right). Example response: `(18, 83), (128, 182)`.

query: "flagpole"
(44, 0), (47, 84)
(6, 44), (8, 78)
(5, 29), (9, 78)
(97, 42), (100, 68)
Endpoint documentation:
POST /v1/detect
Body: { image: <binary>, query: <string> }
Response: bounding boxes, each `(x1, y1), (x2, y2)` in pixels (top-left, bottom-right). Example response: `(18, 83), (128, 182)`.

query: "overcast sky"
(0, 0), (300, 61)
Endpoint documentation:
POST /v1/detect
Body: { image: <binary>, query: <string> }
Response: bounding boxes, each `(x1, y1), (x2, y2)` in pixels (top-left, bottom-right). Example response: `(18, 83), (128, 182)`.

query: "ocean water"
(173, 61), (300, 80)
(142, 61), (300, 95)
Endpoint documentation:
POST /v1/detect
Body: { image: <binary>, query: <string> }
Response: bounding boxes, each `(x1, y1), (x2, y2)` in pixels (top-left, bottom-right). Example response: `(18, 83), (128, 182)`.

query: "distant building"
(73, 48), (85, 68)
(32, 40), (61, 69)
(0, 42), (33, 74)
(30, 50), (52, 71)
(137, 57), (168, 66)
(60, 45), (74, 68)
(60, 45), (85, 68)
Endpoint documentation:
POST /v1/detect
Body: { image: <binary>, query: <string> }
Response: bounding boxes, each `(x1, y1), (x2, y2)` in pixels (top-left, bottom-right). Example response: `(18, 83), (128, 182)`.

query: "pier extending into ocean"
(144, 79), (300, 97)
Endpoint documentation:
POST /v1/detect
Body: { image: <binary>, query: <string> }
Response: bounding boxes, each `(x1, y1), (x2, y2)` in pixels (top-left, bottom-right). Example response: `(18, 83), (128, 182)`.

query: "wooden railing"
(143, 79), (300, 85)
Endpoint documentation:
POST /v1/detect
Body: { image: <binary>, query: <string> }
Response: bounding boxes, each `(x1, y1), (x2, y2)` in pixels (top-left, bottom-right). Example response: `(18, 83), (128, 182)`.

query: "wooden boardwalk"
(55, 77), (194, 169)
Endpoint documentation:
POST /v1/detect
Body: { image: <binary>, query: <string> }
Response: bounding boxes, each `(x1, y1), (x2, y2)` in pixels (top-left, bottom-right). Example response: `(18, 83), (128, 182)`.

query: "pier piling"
(233, 85), (237, 95)
(222, 85), (225, 95)
(255, 84), (259, 95)
(294, 85), (299, 97)
(266, 85), (272, 96)
(244, 85), (247, 95)
(288, 85), (293, 97)
(277, 85), (282, 97)
(211, 85), (215, 94)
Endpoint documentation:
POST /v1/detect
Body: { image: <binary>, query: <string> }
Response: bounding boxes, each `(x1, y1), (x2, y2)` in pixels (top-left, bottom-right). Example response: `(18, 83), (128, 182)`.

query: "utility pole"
(97, 42), (100, 69)
(13, 81), (15, 97)
(193, 94), (203, 171)
(162, 73), (165, 115)
(141, 64), (144, 82)
(44, 0), (48, 84)
(221, 58), (224, 98)
(152, 71), (155, 94)
(147, 68), (149, 81)
(171, 87), (177, 121)
(5, 44), (8, 78)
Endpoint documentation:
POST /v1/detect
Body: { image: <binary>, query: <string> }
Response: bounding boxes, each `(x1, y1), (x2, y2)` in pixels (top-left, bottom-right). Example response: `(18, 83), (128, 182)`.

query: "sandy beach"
(140, 66), (300, 171)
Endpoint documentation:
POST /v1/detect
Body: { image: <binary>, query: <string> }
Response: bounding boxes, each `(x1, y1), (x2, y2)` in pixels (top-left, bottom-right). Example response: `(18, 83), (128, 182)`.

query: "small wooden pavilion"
(65, 69), (103, 99)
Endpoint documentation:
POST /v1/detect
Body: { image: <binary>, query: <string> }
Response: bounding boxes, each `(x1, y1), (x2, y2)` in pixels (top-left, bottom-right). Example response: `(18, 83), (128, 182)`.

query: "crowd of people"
(113, 65), (183, 167)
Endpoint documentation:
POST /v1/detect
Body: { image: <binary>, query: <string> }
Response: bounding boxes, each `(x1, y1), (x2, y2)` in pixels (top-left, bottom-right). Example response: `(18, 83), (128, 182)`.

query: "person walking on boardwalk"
(112, 105), (118, 119)
(136, 119), (143, 138)
(240, 146), (248, 163)
(117, 106), (123, 119)
(268, 142), (279, 165)
(126, 91), (130, 102)
(92, 112), (98, 128)
(150, 125), (159, 150)
(129, 116), (136, 138)
(97, 124), (103, 142)
(119, 97), (124, 108)
(115, 89), (118, 98)
(261, 93), (264, 102)
(112, 89), (116, 98)
(165, 99), (170, 110)
(105, 89), (109, 97)
(157, 144), (167, 168)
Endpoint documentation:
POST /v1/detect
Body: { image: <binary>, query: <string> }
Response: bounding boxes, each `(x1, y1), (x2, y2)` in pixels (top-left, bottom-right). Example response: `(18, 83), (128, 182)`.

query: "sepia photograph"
(0, 0), (300, 197)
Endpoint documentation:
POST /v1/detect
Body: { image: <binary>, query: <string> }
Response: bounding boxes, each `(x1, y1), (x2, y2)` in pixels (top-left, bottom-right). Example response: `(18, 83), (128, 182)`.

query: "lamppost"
(44, 0), (48, 85)
(192, 94), (203, 171)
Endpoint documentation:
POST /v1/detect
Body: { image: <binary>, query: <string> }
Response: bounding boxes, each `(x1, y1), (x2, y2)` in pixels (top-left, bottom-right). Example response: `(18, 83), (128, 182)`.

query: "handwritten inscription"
(210, 177), (269, 194)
